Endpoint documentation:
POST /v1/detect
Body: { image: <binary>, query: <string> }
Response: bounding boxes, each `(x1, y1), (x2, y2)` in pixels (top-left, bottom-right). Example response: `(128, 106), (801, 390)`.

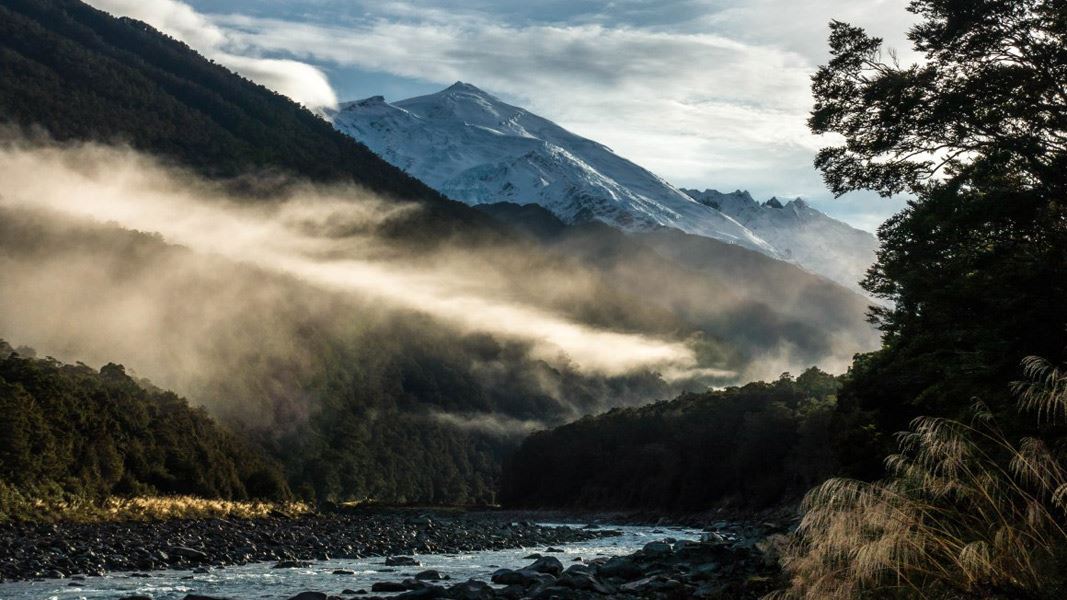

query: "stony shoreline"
(344, 528), (788, 599)
(0, 509), (616, 583)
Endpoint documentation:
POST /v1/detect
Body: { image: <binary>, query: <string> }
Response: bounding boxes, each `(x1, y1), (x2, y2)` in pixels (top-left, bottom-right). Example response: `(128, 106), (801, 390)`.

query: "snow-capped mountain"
(682, 189), (878, 292)
(329, 81), (876, 291)
(329, 82), (774, 255)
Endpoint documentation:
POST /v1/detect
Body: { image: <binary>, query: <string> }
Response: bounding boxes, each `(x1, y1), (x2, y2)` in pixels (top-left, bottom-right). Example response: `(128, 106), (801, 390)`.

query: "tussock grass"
(0, 486), (310, 523)
(772, 357), (1067, 599)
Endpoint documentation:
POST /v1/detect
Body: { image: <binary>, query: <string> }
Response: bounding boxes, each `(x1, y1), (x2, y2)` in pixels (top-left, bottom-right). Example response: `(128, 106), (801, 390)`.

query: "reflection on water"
(0, 524), (703, 599)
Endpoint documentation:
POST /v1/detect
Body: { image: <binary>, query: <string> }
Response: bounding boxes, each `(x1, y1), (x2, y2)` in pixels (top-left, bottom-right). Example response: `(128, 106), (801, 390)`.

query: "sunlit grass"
(0, 486), (310, 523)
(771, 357), (1067, 599)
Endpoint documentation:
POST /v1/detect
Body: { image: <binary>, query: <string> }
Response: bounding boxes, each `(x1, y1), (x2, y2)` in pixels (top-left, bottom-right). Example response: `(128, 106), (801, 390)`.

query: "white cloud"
(215, 15), (815, 176)
(93, 0), (919, 229)
(87, 0), (338, 110)
(209, 3), (916, 228)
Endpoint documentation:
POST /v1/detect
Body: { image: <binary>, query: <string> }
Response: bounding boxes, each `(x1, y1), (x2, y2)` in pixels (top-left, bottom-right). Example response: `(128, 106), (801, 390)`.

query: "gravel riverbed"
(0, 510), (615, 583)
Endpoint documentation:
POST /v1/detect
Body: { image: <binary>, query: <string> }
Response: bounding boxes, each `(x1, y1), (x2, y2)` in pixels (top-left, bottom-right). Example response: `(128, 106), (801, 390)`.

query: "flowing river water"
(0, 524), (705, 600)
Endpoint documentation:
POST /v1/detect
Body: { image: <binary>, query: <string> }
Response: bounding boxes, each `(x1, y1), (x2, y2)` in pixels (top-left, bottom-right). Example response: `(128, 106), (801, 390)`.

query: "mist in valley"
(0, 135), (877, 501)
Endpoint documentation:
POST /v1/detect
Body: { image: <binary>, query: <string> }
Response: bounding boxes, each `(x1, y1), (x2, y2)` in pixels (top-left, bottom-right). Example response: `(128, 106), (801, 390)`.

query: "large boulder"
(640, 541), (673, 558)
(524, 556), (564, 576)
(596, 556), (642, 580)
(619, 575), (684, 593)
(491, 568), (554, 587)
(446, 579), (495, 600)
(556, 571), (613, 594)
(371, 581), (408, 592)
(395, 584), (446, 599)
(386, 556), (421, 566)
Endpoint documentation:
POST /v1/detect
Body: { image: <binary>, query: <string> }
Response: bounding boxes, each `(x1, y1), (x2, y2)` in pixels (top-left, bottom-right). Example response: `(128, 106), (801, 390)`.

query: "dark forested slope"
(500, 369), (842, 510)
(0, 0), (494, 237)
(0, 342), (289, 504)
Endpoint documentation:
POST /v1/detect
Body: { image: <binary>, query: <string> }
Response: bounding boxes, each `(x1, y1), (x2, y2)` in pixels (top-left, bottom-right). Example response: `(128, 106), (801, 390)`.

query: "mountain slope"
(0, 0), (879, 505)
(683, 189), (879, 292)
(0, 342), (289, 504)
(477, 202), (878, 378)
(0, 0), (495, 239)
(330, 83), (776, 254)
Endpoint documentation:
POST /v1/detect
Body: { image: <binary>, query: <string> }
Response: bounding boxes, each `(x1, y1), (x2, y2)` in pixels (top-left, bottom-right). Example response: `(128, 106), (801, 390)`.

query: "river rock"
(556, 571), (613, 593)
(491, 568), (553, 587)
(169, 546), (209, 562)
(619, 575), (683, 593)
(525, 556), (563, 576)
(394, 584), (446, 599)
(596, 556), (641, 579)
(446, 579), (494, 600)
(640, 541), (673, 557)
(385, 556), (420, 566)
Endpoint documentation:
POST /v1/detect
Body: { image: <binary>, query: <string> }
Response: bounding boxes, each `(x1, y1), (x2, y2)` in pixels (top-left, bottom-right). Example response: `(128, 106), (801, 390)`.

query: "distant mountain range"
(330, 83), (877, 292)
(682, 189), (879, 293)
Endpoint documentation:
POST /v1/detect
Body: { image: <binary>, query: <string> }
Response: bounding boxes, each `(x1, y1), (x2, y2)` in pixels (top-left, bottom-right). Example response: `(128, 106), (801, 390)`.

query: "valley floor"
(0, 507), (787, 599)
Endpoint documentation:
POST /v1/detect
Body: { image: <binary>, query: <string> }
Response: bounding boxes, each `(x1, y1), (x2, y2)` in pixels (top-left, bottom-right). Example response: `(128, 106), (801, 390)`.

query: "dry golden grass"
(0, 488), (310, 523)
(771, 358), (1067, 599)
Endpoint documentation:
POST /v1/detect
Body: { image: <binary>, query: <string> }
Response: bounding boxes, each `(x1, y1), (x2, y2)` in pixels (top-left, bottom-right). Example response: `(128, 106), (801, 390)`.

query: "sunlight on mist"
(0, 141), (716, 380)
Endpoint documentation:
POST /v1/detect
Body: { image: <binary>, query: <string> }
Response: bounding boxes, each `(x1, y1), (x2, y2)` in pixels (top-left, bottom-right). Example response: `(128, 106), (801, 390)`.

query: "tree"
(811, 0), (1066, 198)
(812, 0), (1067, 478)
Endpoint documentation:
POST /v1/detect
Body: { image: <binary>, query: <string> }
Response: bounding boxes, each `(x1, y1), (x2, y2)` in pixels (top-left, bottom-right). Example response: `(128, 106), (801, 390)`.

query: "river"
(0, 523), (705, 599)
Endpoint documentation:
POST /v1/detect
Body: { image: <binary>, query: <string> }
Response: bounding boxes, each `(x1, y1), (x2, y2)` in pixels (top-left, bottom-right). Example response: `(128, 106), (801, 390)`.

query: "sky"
(88, 0), (919, 231)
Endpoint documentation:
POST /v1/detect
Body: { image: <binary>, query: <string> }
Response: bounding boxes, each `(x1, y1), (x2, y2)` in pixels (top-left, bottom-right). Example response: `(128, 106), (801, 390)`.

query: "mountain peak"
(764, 197), (784, 209)
(444, 81), (489, 96)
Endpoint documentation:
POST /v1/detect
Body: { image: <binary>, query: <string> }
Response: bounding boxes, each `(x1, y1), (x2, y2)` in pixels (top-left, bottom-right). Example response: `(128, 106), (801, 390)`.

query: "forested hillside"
(0, 342), (289, 506)
(0, 206), (677, 505)
(500, 369), (842, 510)
(0, 0), (876, 509)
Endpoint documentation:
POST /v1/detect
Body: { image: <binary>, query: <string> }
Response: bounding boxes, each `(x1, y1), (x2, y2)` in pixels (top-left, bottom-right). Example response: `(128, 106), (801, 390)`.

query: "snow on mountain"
(682, 189), (879, 292)
(329, 82), (775, 255)
(328, 81), (876, 291)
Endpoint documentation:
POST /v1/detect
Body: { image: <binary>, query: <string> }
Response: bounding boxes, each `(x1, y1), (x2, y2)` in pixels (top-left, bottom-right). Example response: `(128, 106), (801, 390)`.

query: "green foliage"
(0, 342), (290, 509)
(499, 369), (842, 510)
(811, 1), (1066, 198)
(812, 0), (1067, 478)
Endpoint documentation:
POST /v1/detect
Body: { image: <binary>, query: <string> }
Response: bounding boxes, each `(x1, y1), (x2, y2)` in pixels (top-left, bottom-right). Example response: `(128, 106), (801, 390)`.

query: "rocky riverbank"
(258, 527), (788, 600)
(0, 510), (616, 583)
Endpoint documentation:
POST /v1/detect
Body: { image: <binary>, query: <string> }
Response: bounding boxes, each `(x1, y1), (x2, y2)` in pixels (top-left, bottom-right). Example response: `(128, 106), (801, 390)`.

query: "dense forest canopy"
(0, 341), (289, 506)
(500, 369), (842, 510)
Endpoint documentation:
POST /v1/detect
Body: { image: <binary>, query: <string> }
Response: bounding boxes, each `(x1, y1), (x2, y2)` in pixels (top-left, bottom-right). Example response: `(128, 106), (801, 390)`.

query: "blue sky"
(91, 0), (919, 231)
